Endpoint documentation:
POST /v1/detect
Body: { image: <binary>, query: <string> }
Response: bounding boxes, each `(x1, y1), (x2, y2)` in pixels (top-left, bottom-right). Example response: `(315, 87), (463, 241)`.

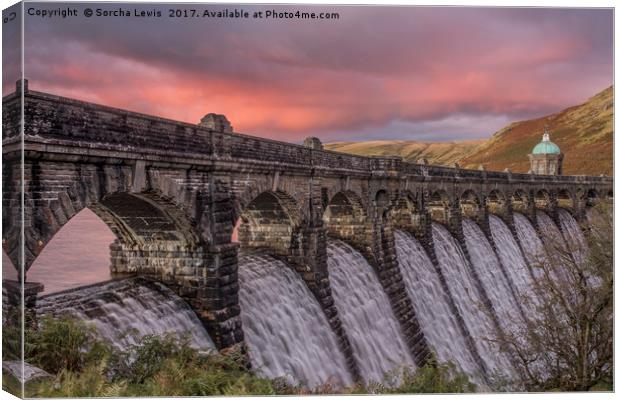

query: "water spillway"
(513, 213), (547, 276)
(37, 278), (215, 350)
(326, 239), (414, 384)
(536, 211), (575, 285)
(238, 252), (352, 388)
(537, 211), (569, 254)
(431, 223), (513, 376)
(394, 230), (484, 384)
(557, 208), (588, 264)
(462, 219), (523, 327)
(488, 215), (538, 306)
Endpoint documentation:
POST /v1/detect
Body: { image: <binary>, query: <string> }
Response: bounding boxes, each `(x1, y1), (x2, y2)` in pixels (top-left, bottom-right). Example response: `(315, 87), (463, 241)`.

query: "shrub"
(27, 315), (111, 374)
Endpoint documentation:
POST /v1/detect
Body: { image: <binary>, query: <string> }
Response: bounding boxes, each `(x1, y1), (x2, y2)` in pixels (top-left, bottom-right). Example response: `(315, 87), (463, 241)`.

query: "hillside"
(461, 86), (613, 175)
(324, 140), (484, 166)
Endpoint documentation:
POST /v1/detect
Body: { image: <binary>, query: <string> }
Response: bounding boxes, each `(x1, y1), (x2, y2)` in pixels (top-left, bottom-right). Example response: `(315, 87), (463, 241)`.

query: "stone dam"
(2, 81), (613, 387)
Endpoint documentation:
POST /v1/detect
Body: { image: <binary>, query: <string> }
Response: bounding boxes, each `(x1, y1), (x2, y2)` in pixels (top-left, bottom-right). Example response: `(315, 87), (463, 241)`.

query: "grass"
(2, 316), (475, 396)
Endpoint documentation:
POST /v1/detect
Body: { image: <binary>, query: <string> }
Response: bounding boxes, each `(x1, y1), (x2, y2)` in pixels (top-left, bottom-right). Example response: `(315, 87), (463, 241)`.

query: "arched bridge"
(2, 82), (612, 378)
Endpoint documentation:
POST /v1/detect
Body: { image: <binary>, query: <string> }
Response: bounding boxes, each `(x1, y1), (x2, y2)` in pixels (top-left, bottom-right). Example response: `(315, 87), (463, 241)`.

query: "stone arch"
(237, 190), (303, 256)
(388, 192), (422, 233)
(26, 209), (115, 292)
(585, 188), (599, 207)
(486, 189), (507, 216)
(5, 161), (208, 278)
(534, 189), (552, 210)
(511, 189), (530, 214)
(427, 189), (451, 225)
(323, 190), (367, 242)
(607, 189), (613, 201)
(556, 188), (574, 210)
(15, 188), (207, 291)
(459, 190), (481, 219)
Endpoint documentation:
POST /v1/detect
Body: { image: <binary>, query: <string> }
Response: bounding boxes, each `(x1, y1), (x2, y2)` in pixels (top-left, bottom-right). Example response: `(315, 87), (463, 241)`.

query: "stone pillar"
(2, 280), (44, 328)
(287, 177), (362, 382)
(548, 190), (561, 228)
(193, 179), (244, 353)
(363, 201), (432, 367)
(201, 242), (243, 351)
(573, 196), (588, 223)
(291, 225), (362, 383)
(525, 189), (538, 227)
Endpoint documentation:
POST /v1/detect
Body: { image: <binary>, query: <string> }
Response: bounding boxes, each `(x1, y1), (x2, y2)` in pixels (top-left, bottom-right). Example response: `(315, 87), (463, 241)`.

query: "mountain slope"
(324, 140), (484, 166)
(461, 86), (613, 175)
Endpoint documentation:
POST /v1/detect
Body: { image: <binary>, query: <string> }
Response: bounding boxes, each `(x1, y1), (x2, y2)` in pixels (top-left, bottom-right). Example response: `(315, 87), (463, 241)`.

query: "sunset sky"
(3, 4), (613, 142)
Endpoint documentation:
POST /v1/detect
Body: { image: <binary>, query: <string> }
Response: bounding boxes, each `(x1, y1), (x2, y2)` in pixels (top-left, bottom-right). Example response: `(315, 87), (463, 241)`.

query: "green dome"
(532, 132), (561, 155)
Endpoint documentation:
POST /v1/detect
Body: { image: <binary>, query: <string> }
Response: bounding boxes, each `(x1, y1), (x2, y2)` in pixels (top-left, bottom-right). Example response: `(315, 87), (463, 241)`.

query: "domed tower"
(528, 127), (563, 175)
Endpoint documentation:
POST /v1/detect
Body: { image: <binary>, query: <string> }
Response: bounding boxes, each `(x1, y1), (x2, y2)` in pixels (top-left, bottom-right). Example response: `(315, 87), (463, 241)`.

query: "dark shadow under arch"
(237, 190), (303, 256)
(427, 190), (450, 225)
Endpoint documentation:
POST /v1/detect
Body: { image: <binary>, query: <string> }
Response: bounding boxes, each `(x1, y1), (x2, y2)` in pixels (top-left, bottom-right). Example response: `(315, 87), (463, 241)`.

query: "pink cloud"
(18, 6), (612, 142)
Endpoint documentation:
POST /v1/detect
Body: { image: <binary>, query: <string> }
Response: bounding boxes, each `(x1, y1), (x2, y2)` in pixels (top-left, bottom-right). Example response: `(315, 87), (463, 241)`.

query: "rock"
(2, 361), (53, 384)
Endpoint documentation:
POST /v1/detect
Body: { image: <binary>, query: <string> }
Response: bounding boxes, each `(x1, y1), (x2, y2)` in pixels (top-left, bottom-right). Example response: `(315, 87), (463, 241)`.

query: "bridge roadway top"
(2, 88), (612, 187)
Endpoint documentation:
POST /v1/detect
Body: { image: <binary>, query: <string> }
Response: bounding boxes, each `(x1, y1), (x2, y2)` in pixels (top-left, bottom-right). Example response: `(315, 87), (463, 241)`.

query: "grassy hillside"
(324, 140), (485, 166)
(461, 86), (613, 175)
(325, 86), (613, 175)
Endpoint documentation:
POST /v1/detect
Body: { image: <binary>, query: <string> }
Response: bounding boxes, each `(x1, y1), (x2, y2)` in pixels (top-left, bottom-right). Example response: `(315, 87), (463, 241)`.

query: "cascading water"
(488, 215), (538, 306)
(462, 219), (523, 328)
(431, 223), (513, 377)
(513, 213), (547, 276)
(394, 230), (484, 384)
(327, 239), (414, 384)
(557, 208), (588, 263)
(537, 211), (568, 254)
(238, 252), (352, 388)
(536, 211), (573, 285)
(37, 278), (215, 350)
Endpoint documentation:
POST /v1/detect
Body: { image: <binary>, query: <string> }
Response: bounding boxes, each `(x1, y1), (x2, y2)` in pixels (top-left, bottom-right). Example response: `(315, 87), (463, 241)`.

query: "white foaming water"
(238, 253), (352, 388)
(462, 219), (523, 330)
(394, 230), (484, 384)
(488, 215), (538, 306)
(536, 211), (574, 285)
(557, 209), (588, 264)
(537, 211), (568, 253)
(431, 223), (513, 376)
(513, 213), (547, 277)
(37, 278), (215, 350)
(327, 239), (414, 384)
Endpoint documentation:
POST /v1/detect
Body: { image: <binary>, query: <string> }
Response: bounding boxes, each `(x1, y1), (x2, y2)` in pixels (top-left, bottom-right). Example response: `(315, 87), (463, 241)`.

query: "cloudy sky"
(3, 4), (613, 142)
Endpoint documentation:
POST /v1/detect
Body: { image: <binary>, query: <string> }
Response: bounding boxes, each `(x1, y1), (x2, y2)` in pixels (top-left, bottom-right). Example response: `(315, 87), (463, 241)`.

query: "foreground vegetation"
(491, 204), (613, 391)
(3, 315), (474, 397)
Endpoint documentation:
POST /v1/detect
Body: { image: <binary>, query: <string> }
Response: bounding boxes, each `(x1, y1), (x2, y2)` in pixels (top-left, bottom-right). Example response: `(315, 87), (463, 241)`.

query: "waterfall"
(537, 211), (574, 283)
(462, 219), (523, 327)
(327, 239), (414, 384)
(536, 211), (571, 259)
(513, 213), (546, 275)
(431, 223), (513, 376)
(394, 230), (484, 384)
(37, 278), (215, 350)
(557, 209), (588, 263)
(488, 215), (538, 306)
(238, 252), (352, 388)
